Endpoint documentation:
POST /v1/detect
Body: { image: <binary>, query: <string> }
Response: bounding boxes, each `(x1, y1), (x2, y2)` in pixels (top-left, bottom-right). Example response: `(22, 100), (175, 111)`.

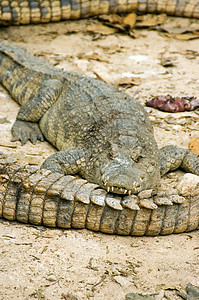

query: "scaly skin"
(0, 0), (199, 25)
(0, 152), (199, 236)
(1, 41), (199, 197)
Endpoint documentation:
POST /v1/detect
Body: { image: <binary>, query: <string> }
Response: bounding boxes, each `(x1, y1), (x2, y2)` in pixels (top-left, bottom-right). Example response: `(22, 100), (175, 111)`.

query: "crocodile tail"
(0, 41), (61, 106)
(1, 0), (199, 25)
(0, 152), (198, 236)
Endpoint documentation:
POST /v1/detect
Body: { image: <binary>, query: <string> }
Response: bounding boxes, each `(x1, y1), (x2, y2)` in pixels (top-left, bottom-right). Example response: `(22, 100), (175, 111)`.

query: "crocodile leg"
(159, 145), (199, 176)
(41, 149), (87, 175)
(16, 79), (64, 121)
(11, 79), (64, 144)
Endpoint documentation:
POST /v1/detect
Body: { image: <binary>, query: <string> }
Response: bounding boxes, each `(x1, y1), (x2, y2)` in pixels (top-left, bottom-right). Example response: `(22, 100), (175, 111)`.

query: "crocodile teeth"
(105, 186), (133, 195)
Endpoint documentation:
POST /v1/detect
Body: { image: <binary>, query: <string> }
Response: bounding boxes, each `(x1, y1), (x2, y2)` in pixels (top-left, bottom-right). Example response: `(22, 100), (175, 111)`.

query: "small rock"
(113, 276), (131, 288)
(111, 265), (121, 276)
(61, 292), (78, 300)
(155, 289), (164, 300)
(87, 257), (99, 271)
(46, 274), (57, 281)
(177, 173), (199, 196)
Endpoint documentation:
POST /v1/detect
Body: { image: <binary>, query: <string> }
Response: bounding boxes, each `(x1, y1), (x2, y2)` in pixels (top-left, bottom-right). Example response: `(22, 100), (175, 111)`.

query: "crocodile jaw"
(99, 157), (161, 195)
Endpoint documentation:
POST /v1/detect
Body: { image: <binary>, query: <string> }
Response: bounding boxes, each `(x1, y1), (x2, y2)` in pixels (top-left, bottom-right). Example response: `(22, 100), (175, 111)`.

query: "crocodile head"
(84, 137), (161, 195)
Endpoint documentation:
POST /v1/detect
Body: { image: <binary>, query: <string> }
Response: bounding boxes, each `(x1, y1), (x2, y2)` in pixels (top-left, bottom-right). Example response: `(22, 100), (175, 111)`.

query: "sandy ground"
(0, 15), (199, 300)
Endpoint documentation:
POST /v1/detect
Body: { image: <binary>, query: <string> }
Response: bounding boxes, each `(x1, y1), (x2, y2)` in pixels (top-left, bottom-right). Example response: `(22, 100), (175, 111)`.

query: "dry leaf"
(99, 14), (123, 24)
(86, 22), (117, 35)
(123, 13), (137, 28)
(159, 26), (189, 34)
(159, 24), (199, 40)
(136, 14), (167, 28)
(100, 44), (121, 54)
(164, 32), (199, 40)
(189, 138), (199, 156)
(98, 13), (138, 37)
(98, 15), (128, 32)
(160, 24), (199, 34)
(78, 51), (109, 63)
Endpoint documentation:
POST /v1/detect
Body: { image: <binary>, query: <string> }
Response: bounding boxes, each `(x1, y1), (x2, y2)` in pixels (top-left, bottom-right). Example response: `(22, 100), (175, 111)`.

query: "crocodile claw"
(11, 120), (44, 145)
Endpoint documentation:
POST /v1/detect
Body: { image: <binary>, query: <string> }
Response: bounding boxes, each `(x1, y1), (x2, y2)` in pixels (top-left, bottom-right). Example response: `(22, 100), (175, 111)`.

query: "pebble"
(46, 274), (57, 281)
(177, 173), (199, 196)
(113, 275), (131, 288)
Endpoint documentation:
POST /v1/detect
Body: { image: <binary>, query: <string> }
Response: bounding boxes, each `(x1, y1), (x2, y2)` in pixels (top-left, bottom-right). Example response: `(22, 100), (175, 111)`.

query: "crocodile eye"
(131, 146), (143, 161)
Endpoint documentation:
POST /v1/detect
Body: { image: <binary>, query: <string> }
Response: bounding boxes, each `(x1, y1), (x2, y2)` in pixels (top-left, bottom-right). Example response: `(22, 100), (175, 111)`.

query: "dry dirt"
(0, 15), (199, 300)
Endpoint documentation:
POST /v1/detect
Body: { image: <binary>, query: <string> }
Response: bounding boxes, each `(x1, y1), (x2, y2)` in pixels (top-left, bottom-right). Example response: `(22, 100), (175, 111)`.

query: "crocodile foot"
(177, 283), (199, 300)
(11, 120), (44, 145)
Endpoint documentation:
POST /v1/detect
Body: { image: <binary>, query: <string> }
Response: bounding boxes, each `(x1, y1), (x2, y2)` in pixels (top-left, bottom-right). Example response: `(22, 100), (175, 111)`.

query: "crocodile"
(0, 152), (199, 235)
(0, 0), (199, 25)
(0, 41), (199, 235)
(1, 41), (199, 193)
